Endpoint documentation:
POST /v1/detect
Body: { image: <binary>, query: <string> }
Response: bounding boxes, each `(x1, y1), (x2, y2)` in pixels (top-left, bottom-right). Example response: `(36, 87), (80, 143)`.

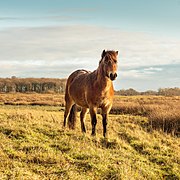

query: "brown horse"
(63, 50), (118, 137)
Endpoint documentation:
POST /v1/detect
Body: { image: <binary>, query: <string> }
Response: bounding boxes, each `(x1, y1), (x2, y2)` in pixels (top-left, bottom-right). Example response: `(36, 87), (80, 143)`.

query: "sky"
(0, 0), (180, 91)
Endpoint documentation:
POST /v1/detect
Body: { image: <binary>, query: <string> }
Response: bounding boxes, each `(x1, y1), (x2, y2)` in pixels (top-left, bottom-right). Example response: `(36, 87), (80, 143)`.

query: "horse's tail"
(68, 104), (77, 129)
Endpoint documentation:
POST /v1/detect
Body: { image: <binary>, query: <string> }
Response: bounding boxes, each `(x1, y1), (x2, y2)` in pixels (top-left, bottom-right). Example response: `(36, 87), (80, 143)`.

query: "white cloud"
(0, 25), (179, 90)
(0, 26), (180, 63)
(1, 25), (180, 66)
(120, 70), (144, 79)
(143, 67), (163, 72)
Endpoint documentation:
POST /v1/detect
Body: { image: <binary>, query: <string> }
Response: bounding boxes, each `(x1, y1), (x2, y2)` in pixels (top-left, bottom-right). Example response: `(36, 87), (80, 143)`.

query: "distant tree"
(11, 76), (17, 79)
(0, 78), (179, 96)
(116, 88), (140, 96)
(0, 78), (66, 94)
(141, 90), (158, 96)
(116, 87), (180, 96)
(158, 87), (180, 96)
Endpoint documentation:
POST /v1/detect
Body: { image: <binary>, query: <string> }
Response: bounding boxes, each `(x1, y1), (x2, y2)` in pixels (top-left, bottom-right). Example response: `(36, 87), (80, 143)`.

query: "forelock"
(104, 50), (117, 59)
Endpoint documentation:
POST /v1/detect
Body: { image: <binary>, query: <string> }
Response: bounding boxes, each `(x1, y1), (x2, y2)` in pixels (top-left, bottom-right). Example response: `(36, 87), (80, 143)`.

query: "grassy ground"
(0, 105), (179, 180)
(112, 95), (180, 135)
(1, 93), (179, 135)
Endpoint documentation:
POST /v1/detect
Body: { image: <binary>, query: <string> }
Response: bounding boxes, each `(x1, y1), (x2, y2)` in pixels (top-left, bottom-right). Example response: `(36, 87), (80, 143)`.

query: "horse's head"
(100, 50), (118, 81)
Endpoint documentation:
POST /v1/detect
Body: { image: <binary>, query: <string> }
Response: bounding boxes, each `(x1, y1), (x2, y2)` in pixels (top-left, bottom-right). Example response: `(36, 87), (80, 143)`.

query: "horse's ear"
(101, 50), (106, 58)
(116, 51), (118, 55)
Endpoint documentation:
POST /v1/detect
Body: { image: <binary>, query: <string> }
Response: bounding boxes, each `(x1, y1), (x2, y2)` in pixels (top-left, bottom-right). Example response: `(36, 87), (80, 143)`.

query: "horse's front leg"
(102, 114), (108, 138)
(102, 106), (111, 138)
(89, 107), (97, 136)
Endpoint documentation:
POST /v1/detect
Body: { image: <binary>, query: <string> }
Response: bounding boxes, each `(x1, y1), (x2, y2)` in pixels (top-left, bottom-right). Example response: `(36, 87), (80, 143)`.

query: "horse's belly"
(69, 81), (88, 108)
(71, 93), (88, 108)
(71, 97), (88, 108)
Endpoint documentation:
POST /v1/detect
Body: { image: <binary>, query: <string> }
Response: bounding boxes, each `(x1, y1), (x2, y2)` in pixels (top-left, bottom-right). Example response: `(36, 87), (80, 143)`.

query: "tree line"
(0, 77), (66, 93)
(115, 88), (180, 96)
(0, 77), (179, 96)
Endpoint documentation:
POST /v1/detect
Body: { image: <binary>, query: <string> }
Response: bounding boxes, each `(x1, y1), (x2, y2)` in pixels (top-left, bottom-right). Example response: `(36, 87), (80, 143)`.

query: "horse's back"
(66, 69), (90, 86)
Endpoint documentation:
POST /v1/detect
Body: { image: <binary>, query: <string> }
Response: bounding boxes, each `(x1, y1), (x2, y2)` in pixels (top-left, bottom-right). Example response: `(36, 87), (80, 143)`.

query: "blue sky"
(0, 0), (180, 91)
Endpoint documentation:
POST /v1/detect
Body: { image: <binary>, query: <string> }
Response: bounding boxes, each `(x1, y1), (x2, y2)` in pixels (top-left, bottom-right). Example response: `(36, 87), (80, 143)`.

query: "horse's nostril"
(110, 73), (117, 81)
(110, 73), (113, 79)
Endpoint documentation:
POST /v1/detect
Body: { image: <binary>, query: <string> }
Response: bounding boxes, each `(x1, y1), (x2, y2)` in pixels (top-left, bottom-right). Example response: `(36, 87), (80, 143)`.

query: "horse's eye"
(113, 59), (117, 64)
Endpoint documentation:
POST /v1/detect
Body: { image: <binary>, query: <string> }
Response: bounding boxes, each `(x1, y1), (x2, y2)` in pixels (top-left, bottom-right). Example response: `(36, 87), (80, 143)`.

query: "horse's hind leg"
(80, 108), (88, 133)
(63, 100), (73, 127)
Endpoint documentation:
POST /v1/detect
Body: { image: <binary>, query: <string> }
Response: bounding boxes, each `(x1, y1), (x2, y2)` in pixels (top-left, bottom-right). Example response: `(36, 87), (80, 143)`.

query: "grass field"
(0, 94), (180, 179)
(0, 93), (179, 135)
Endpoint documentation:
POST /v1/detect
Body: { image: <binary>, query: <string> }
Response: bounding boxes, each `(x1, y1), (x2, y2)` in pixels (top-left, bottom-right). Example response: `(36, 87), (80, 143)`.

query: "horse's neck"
(95, 68), (113, 91)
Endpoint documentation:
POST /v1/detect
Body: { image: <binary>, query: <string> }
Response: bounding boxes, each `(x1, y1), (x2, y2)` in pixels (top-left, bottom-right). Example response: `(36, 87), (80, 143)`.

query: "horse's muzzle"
(109, 72), (117, 81)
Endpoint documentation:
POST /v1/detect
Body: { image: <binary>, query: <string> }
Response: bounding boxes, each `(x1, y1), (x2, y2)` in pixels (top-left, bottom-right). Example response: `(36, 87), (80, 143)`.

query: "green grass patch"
(0, 105), (179, 179)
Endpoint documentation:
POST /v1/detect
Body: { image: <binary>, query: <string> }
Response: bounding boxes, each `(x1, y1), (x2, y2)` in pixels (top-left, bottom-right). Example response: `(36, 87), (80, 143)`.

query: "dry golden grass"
(0, 93), (179, 135)
(0, 93), (64, 106)
(0, 105), (179, 179)
(112, 96), (180, 136)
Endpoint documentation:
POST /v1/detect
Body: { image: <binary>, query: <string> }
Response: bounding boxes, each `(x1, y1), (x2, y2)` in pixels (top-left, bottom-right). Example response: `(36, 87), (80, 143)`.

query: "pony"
(63, 50), (118, 137)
